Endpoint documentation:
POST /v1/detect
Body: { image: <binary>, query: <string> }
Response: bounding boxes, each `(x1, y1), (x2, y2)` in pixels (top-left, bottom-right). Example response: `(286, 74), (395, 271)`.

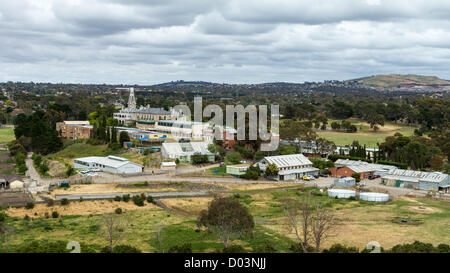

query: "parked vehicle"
(302, 176), (311, 181)
(319, 174), (328, 177)
(91, 168), (101, 172)
(368, 175), (375, 180)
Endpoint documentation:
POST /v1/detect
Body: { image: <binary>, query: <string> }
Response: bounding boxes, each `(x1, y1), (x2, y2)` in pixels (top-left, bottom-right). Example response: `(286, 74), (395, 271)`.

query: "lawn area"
(0, 127), (15, 144)
(45, 141), (121, 162)
(317, 119), (416, 147)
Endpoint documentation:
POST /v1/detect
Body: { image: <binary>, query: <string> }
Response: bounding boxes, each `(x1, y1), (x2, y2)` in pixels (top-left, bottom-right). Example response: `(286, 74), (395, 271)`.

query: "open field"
(0, 127), (15, 144)
(317, 119), (417, 147)
(2, 182), (448, 253)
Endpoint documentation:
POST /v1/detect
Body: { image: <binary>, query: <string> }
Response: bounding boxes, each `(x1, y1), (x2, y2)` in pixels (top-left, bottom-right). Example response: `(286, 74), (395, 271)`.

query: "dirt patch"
(47, 160), (67, 177)
(6, 200), (159, 217)
(405, 206), (441, 214)
(162, 197), (213, 216)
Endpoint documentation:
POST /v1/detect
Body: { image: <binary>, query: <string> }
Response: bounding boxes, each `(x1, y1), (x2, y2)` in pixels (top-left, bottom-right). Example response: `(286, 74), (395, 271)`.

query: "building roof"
(75, 156), (143, 169)
(162, 142), (214, 156)
(161, 162), (176, 167)
(335, 159), (397, 173)
(263, 154), (313, 168)
(63, 121), (90, 125)
(382, 169), (449, 184)
(119, 107), (171, 115)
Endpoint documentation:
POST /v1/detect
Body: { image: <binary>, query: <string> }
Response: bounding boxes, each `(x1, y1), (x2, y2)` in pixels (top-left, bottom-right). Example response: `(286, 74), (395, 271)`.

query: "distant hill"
(349, 74), (450, 91)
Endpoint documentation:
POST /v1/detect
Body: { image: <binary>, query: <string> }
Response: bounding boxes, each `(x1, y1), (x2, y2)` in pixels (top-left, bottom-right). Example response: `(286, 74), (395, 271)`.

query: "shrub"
(168, 243), (193, 253)
(114, 196), (122, 202)
(25, 202), (35, 210)
(132, 195), (145, 207)
(146, 196), (155, 204)
(23, 215), (31, 221)
(226, 152), (242, 164)
(60, 198), (69, 206)
(115, 208), (123, 214)
(255, 243), (277, 253)
(122, 195), (130, 202)
(52, 211), (59, 218)
(244, 165), (260, 180)
(46, 199), (54, 206)
(322, 244), (359, 253)
(79, 197), (83, 202)
(101, 245), (142, 253)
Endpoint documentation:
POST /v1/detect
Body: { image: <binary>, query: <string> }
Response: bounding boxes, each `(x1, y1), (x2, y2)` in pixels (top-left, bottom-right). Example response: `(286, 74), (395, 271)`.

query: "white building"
(254, 154), (319, 181)
(74, 156), (143, 174)
(161, 142), (215, 163)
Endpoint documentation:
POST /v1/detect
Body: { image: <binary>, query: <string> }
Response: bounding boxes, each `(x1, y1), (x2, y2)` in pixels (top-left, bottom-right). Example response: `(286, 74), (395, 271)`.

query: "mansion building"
(113, 87), (186, 126)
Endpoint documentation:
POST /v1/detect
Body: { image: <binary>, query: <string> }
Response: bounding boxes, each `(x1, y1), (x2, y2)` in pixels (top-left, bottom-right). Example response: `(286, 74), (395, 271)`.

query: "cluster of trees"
(32, 154), (49, 176)
(13, 111), (63, 155)
(191, 153), (210, 165)
(378, 133), (445, 171)
(330, 120), (357, 132)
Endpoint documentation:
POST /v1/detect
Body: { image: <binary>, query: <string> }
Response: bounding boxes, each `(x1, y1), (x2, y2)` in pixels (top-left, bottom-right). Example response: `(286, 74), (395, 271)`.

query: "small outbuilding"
(334, 177), (356, 188)
(226, 164), (249, 178)
(161, 161), (177, 171)
(9, 180), (24, 189)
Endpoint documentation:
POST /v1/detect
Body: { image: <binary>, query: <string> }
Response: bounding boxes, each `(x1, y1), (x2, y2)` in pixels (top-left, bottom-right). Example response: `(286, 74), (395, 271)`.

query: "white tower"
(127, 87), (136, 109)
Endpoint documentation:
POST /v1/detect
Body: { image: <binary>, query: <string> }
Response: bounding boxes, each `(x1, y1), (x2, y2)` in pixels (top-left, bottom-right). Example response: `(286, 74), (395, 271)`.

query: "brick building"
(56, 121), (93, 140)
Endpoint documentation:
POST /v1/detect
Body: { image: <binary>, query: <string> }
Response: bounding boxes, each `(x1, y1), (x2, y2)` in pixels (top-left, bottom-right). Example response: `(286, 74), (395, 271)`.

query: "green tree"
(226, 152), (242, 164)
(264, 163), (279, 177)
(119, 131), (130, 146)
(198, 197), (254, 248)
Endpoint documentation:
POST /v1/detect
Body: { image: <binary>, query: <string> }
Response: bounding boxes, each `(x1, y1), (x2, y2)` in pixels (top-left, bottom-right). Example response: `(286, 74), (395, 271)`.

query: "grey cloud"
(1, 0), (450, 83)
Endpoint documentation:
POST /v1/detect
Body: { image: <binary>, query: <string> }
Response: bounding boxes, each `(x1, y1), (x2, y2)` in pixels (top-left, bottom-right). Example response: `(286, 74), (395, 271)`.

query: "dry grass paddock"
(6, 200), (159, 218)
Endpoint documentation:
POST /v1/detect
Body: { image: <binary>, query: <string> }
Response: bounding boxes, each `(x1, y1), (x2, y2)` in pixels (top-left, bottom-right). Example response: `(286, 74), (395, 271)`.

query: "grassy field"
(3, 183), (449, 253)
(0, 127), (15, 144)
(317, 119), (416, 147)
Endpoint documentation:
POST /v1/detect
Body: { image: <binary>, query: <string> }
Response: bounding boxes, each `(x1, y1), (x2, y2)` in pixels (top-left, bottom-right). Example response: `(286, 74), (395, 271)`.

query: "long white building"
(74, 155), (143, 174)
(254, 154), (319, 181)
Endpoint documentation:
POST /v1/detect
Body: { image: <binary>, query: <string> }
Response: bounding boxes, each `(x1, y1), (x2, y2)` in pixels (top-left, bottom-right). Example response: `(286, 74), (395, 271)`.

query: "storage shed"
(334, 177), (356, 188)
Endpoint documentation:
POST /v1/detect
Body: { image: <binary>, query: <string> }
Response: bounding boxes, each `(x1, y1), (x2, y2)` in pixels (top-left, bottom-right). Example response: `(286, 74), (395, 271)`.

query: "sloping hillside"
(351, 74), (450, 90)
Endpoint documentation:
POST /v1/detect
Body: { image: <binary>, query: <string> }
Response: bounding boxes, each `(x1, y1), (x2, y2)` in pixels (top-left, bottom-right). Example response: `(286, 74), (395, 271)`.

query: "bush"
(168, 243), (193, 253)
(101, 245), (142, 253)
(146, 196), (155, 204)
(132, 195), (145, 207)
(115, 208), (123, 214)
(244, 165), (260, 180)
(254, 243), (277, 253)
(25, 202), (35, 210)
(46, 199), (54, 206)
(114, 196), (122, 202)
(322, 244), (359, 253)
(60, 198), (69, 206)
(52, 211), (59, 218)
(226, 152), (242, 164)
(122, 195), (130, 202)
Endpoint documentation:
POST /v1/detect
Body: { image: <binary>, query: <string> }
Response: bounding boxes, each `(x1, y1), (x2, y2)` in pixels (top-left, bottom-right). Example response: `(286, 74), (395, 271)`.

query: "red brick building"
(56, 121), (93, 140)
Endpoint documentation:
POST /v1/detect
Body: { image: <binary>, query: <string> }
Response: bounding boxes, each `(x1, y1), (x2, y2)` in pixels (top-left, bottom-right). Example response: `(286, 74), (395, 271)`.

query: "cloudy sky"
(1, 0), (450, 84)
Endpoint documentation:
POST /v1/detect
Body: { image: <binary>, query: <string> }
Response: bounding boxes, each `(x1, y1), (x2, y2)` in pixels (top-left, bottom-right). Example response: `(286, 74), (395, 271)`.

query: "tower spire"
(127, 87), (136, 109)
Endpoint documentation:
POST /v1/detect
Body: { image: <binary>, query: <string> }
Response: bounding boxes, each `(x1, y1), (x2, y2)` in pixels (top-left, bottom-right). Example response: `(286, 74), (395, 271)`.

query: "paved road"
(55, 191), (210, 200)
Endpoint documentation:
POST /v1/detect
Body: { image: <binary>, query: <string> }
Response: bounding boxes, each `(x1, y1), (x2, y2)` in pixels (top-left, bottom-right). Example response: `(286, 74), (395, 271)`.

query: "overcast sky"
(1, 0), (450, 84)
